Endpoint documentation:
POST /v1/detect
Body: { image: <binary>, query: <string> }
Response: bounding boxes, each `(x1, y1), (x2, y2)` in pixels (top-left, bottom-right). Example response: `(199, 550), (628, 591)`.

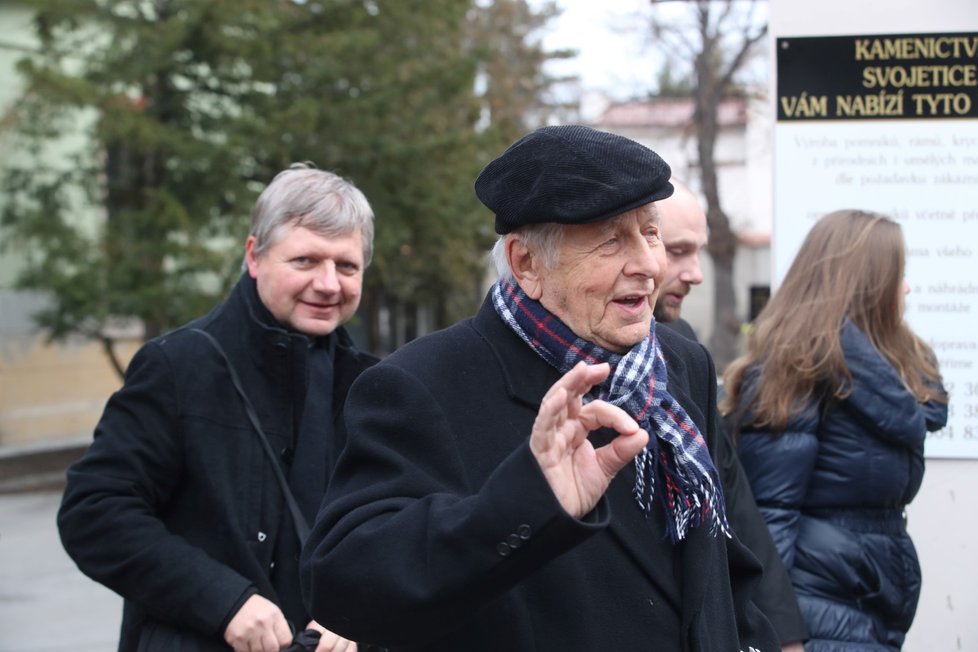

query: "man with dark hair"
(655, 177), (807, 652)
(301, 126), (779, 652)
(59, 164), (376, 652)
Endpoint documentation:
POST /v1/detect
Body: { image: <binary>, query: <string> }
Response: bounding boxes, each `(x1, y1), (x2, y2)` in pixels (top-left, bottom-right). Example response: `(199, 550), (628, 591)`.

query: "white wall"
(769, 2), (978, 649)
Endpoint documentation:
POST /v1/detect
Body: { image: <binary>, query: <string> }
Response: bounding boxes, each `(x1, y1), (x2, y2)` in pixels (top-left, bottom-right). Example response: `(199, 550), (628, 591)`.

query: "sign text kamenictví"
(778, 33), (978, 120)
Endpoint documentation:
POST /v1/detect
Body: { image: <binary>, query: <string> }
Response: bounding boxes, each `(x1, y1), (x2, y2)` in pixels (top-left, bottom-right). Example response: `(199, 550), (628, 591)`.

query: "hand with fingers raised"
(529, 361), (649, 519)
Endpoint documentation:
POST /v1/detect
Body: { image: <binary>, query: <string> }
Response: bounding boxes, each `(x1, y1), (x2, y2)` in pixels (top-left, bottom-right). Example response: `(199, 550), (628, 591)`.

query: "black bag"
(282, 628), (322, 652)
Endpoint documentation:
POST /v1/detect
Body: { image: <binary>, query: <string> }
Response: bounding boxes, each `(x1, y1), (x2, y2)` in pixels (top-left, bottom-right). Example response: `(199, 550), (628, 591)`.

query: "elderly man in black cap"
(301, 126), (778, 652)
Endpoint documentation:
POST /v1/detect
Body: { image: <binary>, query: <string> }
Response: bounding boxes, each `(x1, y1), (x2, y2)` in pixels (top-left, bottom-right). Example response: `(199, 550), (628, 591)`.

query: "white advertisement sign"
(774, 33), (978, 458)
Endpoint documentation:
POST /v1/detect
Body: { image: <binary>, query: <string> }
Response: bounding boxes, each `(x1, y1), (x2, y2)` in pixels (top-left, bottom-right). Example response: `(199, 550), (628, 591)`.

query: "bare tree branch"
(644, 0), (769, 370)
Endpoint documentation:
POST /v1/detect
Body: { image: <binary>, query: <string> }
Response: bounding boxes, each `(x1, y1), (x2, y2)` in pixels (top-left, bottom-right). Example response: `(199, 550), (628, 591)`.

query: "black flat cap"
(475, 125), (673, 234)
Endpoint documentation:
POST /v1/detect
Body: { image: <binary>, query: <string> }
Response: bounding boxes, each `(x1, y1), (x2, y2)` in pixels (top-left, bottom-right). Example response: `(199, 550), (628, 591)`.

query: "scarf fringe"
(634, 447), (730, 542)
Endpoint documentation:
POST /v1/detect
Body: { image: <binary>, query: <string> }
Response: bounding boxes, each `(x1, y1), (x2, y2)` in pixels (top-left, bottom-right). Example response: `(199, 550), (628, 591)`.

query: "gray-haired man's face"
(245, 223), (365, 336)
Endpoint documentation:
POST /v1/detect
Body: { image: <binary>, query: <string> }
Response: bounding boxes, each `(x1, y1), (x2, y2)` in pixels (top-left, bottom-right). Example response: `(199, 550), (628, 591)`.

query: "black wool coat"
(57, 274), (377, 652)
(662, 319), (808, 646)
(302, 297), (778, 652)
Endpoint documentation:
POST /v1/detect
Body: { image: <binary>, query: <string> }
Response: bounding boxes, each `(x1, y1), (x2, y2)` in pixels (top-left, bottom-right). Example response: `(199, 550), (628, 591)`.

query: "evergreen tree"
(469, 0), (576, 145)
(648, 0), (767, 370)
(2, 1), (309, 373)
(1, 0), (571, 366)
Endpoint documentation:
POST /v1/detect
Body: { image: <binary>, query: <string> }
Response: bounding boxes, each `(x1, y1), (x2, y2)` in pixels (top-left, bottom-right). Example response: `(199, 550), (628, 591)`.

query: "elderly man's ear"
(507, 236), (544, 300)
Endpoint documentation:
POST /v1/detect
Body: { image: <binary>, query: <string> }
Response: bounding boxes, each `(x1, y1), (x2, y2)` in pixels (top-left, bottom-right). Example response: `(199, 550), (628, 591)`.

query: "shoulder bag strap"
(190, 328), (311, 543)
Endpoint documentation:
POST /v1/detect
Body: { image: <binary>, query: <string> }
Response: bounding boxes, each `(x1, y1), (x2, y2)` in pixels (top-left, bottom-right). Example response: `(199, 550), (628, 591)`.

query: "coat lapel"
(657, 328), (726, 635)
(603, 464), (685, 608)
(472, 299), (559, 408)
(659, 333), (707, 430)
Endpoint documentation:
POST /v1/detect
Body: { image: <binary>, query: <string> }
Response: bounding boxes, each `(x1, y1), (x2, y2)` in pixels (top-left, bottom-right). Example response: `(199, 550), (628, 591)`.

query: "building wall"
(769, 2), (978, 650)
(0, 296), (137, 447)
(0, 5), (127, 451)
(591, 99), (772, 346)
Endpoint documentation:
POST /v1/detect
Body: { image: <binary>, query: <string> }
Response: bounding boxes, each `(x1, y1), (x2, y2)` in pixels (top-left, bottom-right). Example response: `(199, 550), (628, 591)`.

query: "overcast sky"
(539, 1), (770, 102)
(538, 0), (664, 101)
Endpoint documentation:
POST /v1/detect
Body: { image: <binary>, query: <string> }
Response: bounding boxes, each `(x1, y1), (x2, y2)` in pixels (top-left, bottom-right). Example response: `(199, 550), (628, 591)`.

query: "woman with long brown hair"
(722, 209), (948, 651)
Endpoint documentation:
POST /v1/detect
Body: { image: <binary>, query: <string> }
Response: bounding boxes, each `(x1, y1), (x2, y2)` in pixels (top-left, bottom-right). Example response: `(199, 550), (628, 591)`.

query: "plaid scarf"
(492, 279), (729, 542)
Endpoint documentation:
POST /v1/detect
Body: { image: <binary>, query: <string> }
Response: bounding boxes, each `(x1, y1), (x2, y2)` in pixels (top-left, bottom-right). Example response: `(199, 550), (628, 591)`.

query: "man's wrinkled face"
(521, 205), (666, 353)
(246, 224), (364, 336)
(653, 190), (708, 323)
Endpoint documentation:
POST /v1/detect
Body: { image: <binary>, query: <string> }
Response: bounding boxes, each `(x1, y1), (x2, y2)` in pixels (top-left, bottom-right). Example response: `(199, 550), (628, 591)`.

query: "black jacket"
(58, 273), (377, 651)
(301, 297), (778, 652)
(662, 319), (808, 645)
(735, 321), (947, 651)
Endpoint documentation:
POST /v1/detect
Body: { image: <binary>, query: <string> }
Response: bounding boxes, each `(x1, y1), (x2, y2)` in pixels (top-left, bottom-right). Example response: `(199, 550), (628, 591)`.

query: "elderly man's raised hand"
(530, 362), (649, 519)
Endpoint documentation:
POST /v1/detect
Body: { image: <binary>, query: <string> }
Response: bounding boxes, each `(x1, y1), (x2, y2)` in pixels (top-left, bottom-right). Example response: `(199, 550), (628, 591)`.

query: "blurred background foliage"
(0, 0), (574, 367)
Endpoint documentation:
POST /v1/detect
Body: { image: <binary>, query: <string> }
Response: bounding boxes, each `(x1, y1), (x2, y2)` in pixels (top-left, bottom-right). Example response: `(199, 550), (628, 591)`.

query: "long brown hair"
(721, 209), (945, 432)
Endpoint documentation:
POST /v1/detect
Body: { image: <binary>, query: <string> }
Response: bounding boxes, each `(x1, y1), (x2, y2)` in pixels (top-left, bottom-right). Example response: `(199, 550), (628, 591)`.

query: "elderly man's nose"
(625, 240), (661, 278)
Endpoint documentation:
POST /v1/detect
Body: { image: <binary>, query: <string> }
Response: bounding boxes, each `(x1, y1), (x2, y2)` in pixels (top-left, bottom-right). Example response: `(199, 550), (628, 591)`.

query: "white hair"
(490, 223), (566, 283)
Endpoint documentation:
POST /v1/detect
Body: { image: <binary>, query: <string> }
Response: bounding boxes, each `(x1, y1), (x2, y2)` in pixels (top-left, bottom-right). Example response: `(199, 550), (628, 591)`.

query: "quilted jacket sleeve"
(736, 408), (820, 572)
(838, 321), (930, 448)
(717, 422), (808, 644)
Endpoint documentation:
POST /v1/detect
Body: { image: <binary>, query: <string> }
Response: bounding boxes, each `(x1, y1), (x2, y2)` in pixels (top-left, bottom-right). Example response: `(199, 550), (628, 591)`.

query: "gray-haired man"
(59, 163), (376, 652)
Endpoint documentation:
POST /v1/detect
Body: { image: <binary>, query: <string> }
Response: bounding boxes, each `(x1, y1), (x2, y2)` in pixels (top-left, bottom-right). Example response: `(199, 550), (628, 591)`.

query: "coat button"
(517, 524), (532, 539)
(507, 533), (523, 549)
(257, 531), (267, 542)
(496, 542), (512, 557)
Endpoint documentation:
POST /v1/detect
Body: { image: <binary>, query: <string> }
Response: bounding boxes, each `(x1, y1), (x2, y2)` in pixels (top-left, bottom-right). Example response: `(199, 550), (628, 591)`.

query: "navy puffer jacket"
(735, 321), (947, 651)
